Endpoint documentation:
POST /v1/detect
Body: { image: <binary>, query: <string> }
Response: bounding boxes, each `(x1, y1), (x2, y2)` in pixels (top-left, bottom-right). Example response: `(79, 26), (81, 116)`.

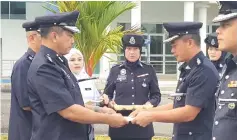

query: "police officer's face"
(207, 46), (222, 61)
(216, 19), (237, 54)
(27, 31), (42, 52)
(125, 47), (140, 62)
(170, 39), (189, 62)
(56, 30), (75, 55)
(68, 53), (84, 74)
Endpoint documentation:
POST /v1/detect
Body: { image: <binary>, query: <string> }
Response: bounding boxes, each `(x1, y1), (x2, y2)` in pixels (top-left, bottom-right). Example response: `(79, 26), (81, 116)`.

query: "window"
(1, 1), (26, 19)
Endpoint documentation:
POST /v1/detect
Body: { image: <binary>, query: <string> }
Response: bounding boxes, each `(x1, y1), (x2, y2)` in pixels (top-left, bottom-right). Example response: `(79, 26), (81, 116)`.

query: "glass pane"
(165, 43), (172, 54)
(165, 62), (177, 74)
(141, 24), (163, 33)
(1, 1), (9, 19)
(150, 62), (163, 73)
(206, 25), (209, 33)
(10, 2), (26, 19)
(150, 36), (163, 54)
(150, 56), (163, 62)
(118, 55), (125, 61)
(165, 56), (176, 61)
(141, 56), (147, 61)
(117, 23), (131, 31)
(212, 25), (219, 33)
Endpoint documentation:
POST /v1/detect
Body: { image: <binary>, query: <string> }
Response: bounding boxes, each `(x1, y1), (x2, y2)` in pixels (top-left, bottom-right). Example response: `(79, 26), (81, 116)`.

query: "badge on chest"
(117, 69), (127, 81)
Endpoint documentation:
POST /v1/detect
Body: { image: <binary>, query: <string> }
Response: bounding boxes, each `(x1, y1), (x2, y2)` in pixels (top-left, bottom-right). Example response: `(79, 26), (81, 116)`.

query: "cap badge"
(211, 39), (215, 46)
(129, 36), (136, 45)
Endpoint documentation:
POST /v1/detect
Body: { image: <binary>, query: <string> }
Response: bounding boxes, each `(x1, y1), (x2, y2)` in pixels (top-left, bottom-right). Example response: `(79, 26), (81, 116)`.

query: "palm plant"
(44, 1), (139, 76)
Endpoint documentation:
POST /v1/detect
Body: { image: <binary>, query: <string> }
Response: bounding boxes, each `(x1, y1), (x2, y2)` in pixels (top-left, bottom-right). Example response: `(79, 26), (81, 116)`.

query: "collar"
(119, 60), (144, 68)
(225, 54), (237, 66)
(26, 48), (36, 61)
(179, 51), (205, 71)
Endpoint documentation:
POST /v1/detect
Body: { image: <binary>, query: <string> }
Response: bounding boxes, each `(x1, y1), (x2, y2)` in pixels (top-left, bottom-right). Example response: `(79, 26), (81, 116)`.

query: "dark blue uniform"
(163, 22), (219, 140)
(205, 32), (228, 75)
(8, 21), (39, 140)
(28, 46), (88, 140)
(212, 2), (237, 140)
(27, 11), (88, 140)
(105, 34), (161, 140)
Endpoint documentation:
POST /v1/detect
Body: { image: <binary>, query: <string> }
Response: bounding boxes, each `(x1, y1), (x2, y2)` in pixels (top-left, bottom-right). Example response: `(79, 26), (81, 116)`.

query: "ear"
(51, 32), (57, 43)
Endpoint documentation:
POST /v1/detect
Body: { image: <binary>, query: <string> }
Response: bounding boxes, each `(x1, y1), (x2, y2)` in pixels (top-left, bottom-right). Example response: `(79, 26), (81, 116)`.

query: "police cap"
(213, 1), (237, 23)
(35, 11), (80, 33)
(22, 21), (40, 32)
(122, 34), (145, 48)
(163, 22), (203, 43)
(204, 33), (218, 48)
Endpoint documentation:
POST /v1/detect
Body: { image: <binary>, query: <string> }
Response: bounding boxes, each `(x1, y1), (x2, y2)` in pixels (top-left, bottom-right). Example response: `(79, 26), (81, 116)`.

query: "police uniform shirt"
(212, 55), (237, 140)
(8, 48), (35, 140)
(170, 52), (218, 140)
(27, 46), (88, 140)
(105, 61), (161, 139)
(172, 52), (219, 140)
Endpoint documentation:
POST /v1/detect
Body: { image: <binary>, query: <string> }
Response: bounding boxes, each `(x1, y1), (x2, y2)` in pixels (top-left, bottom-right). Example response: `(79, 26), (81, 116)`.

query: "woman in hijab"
(205, 33), (228, 76)
(64, 48), (115, 140)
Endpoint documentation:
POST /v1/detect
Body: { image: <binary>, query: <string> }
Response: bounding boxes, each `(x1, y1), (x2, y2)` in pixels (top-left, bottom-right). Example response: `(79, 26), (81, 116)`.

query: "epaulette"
(45, 54), (55, 65)
(27, 55), (34, 61)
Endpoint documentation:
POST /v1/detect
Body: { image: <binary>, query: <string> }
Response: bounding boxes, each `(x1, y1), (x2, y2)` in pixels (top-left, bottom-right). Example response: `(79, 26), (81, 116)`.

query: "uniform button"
(215, 121), (219, 125)
(132, 102), (134, 105)
(179, 78), (182, 81)
(231, 93), (235, 97)
(189, 132), (192, 135)
(221, 90), (225, 94)
(172, 134), (174, 137)
(213, 137), (216, 140)
(219, 73), (222, 77)
(177, 89), (180, 92)
(132, 87), (134, 89)
(131, 79), (134, 82)
(131, 73), (133, 75)
(219, 106), (222, 109)
(225, 75), (229, 79)
(132, 95), (135, 97)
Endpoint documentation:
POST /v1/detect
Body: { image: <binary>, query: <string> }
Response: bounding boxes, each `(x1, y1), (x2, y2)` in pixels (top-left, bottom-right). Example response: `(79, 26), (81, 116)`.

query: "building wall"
(1, 2), (46, 60)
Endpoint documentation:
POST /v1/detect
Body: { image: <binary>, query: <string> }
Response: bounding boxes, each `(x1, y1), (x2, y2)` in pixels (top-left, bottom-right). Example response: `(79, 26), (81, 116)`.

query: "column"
(184, 1), (194, 21)
(196, 3), (209, 56)
(131, 0), (141, 30)
(177, 1), (195, 79)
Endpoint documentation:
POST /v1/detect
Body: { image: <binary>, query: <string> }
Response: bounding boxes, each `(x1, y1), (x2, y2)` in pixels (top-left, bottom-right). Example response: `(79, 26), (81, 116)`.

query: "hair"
(181, 34), (201, 47)
(40, 26), (64, 38)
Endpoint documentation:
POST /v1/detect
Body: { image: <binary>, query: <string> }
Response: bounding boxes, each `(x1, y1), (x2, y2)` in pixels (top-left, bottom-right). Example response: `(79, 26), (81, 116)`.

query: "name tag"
(85, 88), (92, 91)
(228, 81), (237, 87)
(137, 73), (149, 77)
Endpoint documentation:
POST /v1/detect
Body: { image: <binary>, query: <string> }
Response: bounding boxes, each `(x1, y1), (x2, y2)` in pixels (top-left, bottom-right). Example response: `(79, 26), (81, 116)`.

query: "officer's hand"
(108, 113), (128, 128)
(129, 108), (145, 117)
(102, 94), (109, 105)
(101, 106), (116, 114)
(131, 111), (154, 127)
(108, 100), (116, 109)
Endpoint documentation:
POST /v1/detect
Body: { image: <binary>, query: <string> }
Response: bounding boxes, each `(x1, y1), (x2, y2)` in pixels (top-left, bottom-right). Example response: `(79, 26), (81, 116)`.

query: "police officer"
(8, 21), (41, 140)
(130, 22), (219, 140)
(27, 11), (128, 140)
(205, 32), (227, 76)
(105, 34), (161, 140)
(212, 1), (237, 140)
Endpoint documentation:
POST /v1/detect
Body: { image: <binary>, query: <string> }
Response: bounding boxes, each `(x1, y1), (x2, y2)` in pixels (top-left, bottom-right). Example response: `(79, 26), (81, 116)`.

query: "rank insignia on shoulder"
(27, 55), (34, 61)
(46, 54), (55, 64)
(228, 81), (237, 87)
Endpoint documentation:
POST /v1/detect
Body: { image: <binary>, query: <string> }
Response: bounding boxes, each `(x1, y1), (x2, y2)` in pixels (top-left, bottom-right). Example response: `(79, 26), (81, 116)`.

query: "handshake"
(104, 101), (154, 128)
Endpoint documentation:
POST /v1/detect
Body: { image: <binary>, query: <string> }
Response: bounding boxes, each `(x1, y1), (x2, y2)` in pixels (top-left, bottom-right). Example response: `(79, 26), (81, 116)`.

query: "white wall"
(1, 2), (46, 60)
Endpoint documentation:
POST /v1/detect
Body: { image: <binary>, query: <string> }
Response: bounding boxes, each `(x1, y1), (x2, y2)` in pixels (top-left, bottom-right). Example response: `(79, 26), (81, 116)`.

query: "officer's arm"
(149, 70), (218, 123)
(104, 68), (116, 100)
(11, 62), (31, 111)
(34, 64), (114, 124)
(147, 66), (161, 107)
